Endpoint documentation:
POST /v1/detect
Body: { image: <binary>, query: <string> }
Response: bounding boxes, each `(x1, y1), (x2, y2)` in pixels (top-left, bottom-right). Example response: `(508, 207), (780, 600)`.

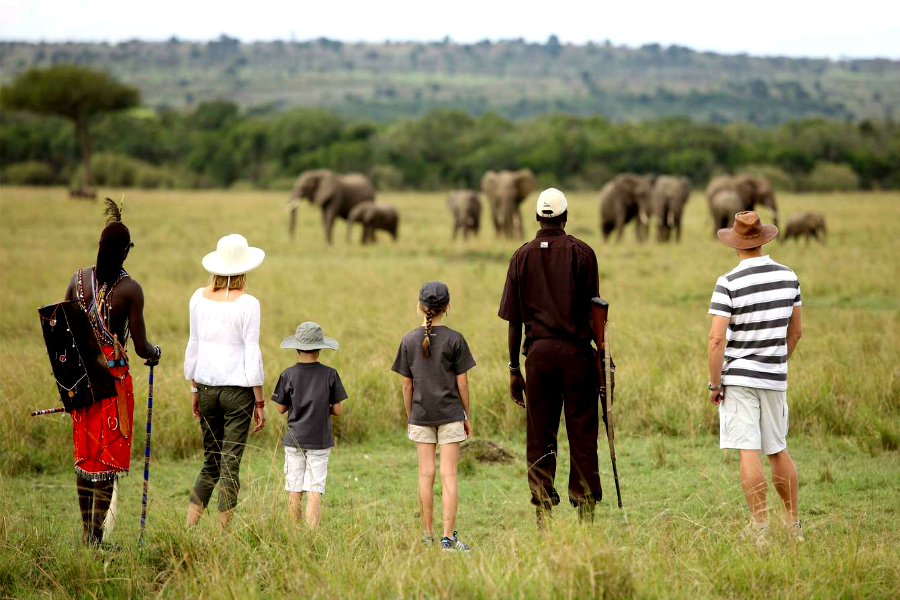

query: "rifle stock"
(590, 298), (609, 392)
(591, 296), (622, 508)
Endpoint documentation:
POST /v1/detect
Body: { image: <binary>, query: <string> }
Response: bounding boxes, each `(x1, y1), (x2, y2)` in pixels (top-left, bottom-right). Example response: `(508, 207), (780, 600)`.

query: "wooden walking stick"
(591, 297), (622, 508)
(138, 364), (154, 548)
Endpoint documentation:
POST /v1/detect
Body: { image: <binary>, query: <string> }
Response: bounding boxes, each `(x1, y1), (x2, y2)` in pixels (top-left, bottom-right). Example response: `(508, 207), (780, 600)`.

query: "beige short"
(408, 421), (467, 444)
(719, 385), (789, 455)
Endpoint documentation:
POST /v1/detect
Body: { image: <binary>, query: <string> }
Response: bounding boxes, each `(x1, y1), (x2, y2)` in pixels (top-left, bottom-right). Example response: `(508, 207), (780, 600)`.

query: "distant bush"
(70, 152), (174, 189)
(6, 98), (899, 191)
(801, 162), (860, 191)
(265, 177), (297, 192)
(737, 164), (796, 191)
(0, 161), (59, 185)
(371, 164), (404, 190)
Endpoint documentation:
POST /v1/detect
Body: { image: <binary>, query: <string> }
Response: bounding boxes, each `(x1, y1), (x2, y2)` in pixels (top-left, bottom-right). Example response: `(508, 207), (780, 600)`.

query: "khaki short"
(408, 421), (467, 444)
(719, 385), (789, 455)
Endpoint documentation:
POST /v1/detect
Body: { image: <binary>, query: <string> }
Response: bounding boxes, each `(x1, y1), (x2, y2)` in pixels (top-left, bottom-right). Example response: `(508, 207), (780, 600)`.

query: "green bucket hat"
(280, 322), (339, 351)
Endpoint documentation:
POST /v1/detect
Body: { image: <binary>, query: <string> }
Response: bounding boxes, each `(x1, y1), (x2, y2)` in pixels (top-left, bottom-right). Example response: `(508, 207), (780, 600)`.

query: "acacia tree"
(1, 65), (139, 191)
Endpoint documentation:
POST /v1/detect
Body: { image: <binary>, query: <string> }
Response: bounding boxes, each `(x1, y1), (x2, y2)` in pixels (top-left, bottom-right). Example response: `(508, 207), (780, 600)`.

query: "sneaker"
(791, 521), (805, 542)
(742, 522), (769, 548)
(422, 533), (435, 547)
(440, 531), (470, 552)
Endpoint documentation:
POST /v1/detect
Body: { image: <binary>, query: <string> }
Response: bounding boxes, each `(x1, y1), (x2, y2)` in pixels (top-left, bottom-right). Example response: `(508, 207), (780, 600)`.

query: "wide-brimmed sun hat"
(201, 234), (266, 276)
(536, 188), (568, 218)
(280, 322), (339, 352)
(718, 211), (778, 249)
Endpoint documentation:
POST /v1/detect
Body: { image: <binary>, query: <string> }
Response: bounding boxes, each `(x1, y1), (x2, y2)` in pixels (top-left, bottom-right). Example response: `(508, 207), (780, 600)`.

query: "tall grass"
(1, 187), (898, 476)
(2, 434), (898, 597)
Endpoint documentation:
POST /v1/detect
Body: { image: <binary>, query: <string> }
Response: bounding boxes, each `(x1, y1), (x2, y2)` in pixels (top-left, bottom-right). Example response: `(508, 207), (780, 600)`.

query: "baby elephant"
(347, 202), (399, 244)
(447, 190), (482, 240)
(783, 212), (826, 244)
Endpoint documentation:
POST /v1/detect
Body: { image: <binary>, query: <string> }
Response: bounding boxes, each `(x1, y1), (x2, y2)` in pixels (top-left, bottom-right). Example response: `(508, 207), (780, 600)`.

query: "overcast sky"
(1, 0), (898, 59)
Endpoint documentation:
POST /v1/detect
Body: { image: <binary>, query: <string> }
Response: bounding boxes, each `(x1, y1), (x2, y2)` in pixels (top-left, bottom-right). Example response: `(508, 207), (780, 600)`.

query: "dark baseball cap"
(419, 281), (450, 309)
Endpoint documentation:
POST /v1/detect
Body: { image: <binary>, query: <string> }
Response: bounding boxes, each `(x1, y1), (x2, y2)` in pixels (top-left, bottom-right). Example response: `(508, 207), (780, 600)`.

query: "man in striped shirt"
(707, 211), (803, 541)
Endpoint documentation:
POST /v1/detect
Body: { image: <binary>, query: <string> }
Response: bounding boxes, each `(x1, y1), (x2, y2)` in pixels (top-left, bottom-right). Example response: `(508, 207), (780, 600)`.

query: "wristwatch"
(708, 382), (722, 391)
(508, 362), (521, 373)
(190, 386), (199, 394)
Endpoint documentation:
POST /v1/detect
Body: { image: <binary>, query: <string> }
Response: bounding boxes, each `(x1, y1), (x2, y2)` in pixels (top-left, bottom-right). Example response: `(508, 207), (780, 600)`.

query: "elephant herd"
(286, 168), (824, 246)
(287, 169), (397, 245)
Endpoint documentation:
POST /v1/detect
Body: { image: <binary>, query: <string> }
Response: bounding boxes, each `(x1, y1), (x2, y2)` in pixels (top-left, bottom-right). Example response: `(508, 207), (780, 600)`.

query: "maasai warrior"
(63, 198), (161, 546)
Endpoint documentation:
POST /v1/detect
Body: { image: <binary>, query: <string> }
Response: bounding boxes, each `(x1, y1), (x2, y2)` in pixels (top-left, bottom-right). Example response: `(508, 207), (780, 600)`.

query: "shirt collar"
(535, 228), (566, 239)
(737, 255), (773, 267)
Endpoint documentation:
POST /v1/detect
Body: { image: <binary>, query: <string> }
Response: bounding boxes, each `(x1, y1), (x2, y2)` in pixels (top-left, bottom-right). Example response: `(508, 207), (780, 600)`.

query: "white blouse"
(183, 289), (264, 388)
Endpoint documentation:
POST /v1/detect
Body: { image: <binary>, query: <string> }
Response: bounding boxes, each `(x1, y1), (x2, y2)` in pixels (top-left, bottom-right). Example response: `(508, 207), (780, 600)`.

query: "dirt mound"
(463, 439), (516, 464)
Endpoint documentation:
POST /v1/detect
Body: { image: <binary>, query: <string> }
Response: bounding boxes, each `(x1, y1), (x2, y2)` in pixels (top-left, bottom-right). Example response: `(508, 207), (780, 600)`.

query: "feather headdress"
(103, 196), (125, 225)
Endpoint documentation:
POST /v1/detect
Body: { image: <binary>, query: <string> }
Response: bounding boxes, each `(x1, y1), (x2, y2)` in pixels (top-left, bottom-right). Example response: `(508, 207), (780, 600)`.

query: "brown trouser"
(525, 338), (602, 509)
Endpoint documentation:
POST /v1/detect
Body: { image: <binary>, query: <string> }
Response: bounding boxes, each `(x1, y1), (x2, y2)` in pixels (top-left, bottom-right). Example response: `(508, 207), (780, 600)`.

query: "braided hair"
(421, 303), (446, 358)
(96, 197), (132, 286)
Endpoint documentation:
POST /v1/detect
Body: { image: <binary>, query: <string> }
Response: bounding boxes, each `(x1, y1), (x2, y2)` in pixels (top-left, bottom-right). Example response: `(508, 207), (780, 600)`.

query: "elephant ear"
(481, 171), (499, 196)
(314, 171), (339, 207)
(347, 202), (367, 222)
(515, 169), (537, 197)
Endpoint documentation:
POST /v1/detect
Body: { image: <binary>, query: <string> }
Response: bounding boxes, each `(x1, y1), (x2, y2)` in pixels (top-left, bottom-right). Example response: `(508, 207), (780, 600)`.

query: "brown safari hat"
(718, 211), (778, 249)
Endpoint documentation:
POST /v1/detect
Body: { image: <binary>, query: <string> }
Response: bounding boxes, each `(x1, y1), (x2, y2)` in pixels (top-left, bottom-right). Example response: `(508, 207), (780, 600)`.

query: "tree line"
(2, 67), (898, 193)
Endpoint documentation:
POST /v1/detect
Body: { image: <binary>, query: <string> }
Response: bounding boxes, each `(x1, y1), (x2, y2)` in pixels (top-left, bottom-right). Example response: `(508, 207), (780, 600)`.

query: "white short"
(719, 385), (789, 455)
(284, 447), (331, 494)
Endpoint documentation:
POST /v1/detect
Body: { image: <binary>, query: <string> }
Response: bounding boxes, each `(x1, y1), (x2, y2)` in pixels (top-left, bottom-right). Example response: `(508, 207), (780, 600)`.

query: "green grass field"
(1, 186), (899, 597)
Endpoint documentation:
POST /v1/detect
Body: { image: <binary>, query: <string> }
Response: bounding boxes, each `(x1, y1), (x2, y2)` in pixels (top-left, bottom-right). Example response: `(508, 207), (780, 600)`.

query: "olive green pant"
(190, 385), (254, 513)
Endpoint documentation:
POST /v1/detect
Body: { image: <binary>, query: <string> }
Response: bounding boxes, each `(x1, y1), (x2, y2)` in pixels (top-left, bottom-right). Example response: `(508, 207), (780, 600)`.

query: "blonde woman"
(184, 234), (266, 528)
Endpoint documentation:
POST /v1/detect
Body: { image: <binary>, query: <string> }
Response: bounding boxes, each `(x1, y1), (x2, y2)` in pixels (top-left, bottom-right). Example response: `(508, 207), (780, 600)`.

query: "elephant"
(651, 175), (692, 242)
(446, 190), (482, 240)
(288, 169), (376, 244)
(706, 174), (778, 237)
(346, 202), (399, 244)
(783, 212), (826, 243)
(480, 169), (538, 238)
(599, 174), (655, 242)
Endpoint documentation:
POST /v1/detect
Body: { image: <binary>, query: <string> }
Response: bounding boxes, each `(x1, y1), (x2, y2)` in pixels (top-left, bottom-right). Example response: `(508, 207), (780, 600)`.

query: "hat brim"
(280, 335), (339, 352)
(717, 224), (778, 249)
(201, 247), (266, 276)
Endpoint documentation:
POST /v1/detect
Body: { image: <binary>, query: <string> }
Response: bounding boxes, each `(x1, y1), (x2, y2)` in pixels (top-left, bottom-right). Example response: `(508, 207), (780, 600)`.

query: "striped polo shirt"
(708, 255), (801, 391)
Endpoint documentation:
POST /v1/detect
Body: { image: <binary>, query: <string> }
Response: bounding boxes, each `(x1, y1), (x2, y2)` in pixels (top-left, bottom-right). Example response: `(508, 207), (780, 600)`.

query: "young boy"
(272, 321), (347, 529)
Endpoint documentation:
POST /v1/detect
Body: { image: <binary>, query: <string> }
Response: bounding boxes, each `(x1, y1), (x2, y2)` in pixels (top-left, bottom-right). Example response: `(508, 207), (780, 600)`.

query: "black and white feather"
(102, 197), (124, 225)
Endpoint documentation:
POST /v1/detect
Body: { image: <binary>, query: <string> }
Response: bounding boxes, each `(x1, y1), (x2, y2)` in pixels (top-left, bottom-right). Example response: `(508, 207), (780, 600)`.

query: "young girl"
(392, 281), (475, 551)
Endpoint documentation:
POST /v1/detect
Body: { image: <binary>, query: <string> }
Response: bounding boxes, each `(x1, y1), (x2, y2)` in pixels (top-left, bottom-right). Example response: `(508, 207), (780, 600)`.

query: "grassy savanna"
(1, 186), (899, 597)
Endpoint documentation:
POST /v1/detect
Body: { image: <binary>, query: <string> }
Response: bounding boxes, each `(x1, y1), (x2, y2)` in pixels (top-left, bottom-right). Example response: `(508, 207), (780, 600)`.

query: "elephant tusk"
(639, 212), (649, 226)
(286, 198), (301, 212)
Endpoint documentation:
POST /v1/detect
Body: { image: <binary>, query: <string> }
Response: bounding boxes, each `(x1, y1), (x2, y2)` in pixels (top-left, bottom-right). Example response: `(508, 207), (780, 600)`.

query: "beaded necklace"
(77, 267), (129, 349)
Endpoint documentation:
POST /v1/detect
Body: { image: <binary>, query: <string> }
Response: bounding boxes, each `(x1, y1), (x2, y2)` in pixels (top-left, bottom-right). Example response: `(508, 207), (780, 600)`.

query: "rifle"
(591, 297), (622, 509)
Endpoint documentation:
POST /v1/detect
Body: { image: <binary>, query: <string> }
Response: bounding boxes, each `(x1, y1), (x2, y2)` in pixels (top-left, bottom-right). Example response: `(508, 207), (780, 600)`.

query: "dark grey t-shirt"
(271, 362), (348, 449)
(391, 326), (476, 426)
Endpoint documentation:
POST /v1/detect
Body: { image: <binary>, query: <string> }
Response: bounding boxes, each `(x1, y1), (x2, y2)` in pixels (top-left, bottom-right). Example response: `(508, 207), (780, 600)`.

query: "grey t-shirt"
(271, 362), (348, 449)
(391, 326), (476, 426)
